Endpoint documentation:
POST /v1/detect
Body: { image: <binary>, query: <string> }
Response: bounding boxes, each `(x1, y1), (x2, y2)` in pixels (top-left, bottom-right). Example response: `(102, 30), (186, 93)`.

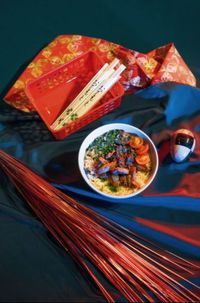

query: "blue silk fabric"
(0, 83), (200, 302)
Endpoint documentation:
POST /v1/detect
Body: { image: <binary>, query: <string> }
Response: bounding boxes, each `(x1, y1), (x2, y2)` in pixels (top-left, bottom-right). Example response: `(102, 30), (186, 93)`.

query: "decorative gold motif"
(31, 67), (43, 78)
(49, 56), (63, 65)
(126, 55), (136, 65)
(14, 80), (25, 89)
(162, 62), (178, 74)
(48, 40), (57, 48)
(91, 38), (101, 45)
(62, 52), (82, 63)
(27, 62), (35, 69)
(72, 35), (82, 41)
(89, 46), (98, 52)
(107, 50), (116, 60)
(161, 72), (174, 82)
(27, 59), (48, 78)
(98, 43), (111, 52)
(42, 48), (52, 58)
(143, 58), (158, 73)
(28, 59), (48, 69)
(67, 42), (80, 53)
(58, 36), (72, 44)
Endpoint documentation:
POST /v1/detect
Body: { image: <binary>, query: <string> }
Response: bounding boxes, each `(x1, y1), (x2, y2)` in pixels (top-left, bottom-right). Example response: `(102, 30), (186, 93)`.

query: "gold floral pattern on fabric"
(4, 36), (196, 112)
(42, 48), (52, 58)
(150, 44), (196, 86)
(27, 59), (49, 78)
(13, 80), (25, 90)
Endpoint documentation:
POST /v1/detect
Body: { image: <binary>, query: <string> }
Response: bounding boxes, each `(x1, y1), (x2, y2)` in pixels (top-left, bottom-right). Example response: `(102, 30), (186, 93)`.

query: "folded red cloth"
(4, 35), (196, 112)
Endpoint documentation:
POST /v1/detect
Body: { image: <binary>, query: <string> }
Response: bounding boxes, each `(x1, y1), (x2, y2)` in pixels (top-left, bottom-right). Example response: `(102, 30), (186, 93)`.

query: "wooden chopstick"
(51, 58), (119, 130)
(73, 64), (126, 120)
(54, 64), (126, 130)
(53, 61), (120, 130)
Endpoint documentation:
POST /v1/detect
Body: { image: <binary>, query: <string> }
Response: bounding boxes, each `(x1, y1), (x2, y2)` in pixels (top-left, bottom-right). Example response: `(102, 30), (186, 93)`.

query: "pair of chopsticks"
(51, 58), (126, 130)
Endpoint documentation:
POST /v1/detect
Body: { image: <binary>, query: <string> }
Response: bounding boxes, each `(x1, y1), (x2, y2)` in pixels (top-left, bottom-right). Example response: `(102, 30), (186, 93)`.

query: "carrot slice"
(130, 136), (143, 148)
(135, 154), (150, 165)
(137, 143), (149, 155)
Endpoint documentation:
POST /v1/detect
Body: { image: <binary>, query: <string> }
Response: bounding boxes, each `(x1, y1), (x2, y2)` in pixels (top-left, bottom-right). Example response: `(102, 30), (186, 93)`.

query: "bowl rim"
(78, 123), (159, 199)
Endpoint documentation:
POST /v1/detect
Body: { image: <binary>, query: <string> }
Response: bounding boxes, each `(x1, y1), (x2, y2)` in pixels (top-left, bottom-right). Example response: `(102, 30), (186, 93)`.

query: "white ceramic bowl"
(78, 123), (159, 199)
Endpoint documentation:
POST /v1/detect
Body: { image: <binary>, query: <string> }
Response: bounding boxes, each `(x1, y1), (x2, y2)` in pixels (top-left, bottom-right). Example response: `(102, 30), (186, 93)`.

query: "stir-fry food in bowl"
(84, 129), (152, 196)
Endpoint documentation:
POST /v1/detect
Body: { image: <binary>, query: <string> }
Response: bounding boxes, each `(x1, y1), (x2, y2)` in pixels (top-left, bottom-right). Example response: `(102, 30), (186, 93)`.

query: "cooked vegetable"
(135, 154), (150, 165)
(130, 136), (143, 148)
(136, 143), (149, 155)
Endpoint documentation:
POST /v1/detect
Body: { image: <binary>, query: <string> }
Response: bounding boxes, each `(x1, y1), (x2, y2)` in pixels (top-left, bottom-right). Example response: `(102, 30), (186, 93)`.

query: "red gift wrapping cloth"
(4, 35), (196, 112)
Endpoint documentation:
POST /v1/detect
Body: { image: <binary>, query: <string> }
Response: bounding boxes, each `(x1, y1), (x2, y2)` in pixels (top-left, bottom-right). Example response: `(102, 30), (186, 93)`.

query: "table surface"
(0, 1), (200, 302)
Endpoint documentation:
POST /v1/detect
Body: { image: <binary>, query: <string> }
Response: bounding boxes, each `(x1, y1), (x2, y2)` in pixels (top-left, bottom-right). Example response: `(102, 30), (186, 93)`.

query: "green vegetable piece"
(70, 113), (78, 121)
(108, 185), (117, 192)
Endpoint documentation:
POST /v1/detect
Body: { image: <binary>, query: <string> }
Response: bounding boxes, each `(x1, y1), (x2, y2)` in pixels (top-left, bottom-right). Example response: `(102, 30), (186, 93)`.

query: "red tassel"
(0, 150), (199, 302)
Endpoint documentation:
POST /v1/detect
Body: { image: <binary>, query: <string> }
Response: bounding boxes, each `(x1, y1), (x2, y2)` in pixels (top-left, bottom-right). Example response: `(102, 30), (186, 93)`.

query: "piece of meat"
(136, 164), (147, 171)
(99, 157), (108, 164)
(97, 164), (110, 175)
(126, 155), (134, 166)
(112, 167), (129, 175)
(116, 145), (123, 158)
(105, 151), (115, 160)
(120, 176), (128, 186)
(118, 157), (125, 167)
(126, 175), (132, 187)
(109, 175), (120, 187)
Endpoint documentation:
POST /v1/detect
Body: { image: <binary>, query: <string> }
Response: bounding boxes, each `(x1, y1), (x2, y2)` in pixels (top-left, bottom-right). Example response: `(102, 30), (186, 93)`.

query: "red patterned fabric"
(4, 35), (196, 112)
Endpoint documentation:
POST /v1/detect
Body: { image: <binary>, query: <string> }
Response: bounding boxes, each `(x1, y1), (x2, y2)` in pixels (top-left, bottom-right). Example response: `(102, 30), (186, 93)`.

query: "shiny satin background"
(0, 82), (200, 301)
(1, 1), (200, 302)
